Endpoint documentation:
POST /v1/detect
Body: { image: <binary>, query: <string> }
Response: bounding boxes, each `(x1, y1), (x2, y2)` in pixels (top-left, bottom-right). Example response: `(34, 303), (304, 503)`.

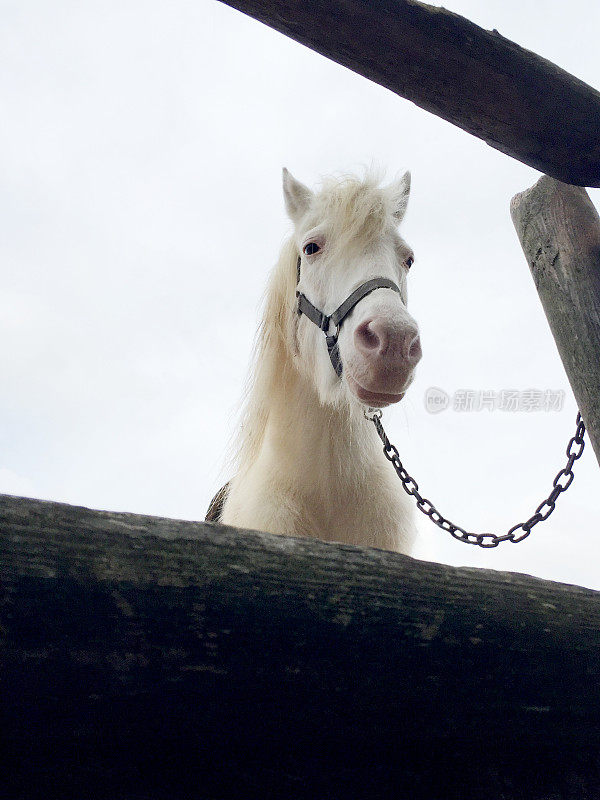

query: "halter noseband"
(295, 255), (401, 377)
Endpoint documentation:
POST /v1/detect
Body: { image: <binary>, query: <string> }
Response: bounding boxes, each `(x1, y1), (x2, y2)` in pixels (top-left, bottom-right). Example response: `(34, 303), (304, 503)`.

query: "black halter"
(295, 256), (401, 377)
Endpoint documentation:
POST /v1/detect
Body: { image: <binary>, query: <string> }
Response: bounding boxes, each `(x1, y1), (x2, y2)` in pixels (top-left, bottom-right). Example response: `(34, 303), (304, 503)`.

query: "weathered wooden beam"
(511, 176), (600, 466)
(217, 0), (600, 187)
(2, 493), (600, 799)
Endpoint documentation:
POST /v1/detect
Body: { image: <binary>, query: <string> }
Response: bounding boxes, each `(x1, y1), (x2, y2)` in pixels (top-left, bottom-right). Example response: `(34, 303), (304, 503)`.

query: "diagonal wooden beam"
(2, 493), (600, 799)
(218, 0), (600, 187)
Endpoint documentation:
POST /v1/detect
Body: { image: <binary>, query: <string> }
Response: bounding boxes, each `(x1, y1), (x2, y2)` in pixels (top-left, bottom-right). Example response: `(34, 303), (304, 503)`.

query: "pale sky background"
(1, 0), (599, 588)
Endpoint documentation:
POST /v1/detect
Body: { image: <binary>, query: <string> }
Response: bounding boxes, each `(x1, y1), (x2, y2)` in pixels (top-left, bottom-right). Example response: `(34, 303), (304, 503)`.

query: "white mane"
(232, 236), (298, 475)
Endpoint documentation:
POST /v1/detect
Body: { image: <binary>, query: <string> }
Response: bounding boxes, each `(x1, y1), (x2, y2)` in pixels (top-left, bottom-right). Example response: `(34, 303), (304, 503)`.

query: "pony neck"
(258, 357), (379, 493)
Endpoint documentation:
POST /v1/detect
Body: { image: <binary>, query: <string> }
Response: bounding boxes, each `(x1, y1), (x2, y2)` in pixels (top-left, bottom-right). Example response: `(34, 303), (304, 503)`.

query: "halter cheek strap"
(295, 255), (401, 377)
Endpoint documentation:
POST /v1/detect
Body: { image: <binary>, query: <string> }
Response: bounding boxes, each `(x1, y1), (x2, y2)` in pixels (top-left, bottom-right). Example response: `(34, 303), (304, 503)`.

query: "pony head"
(282, 168), (421, 409)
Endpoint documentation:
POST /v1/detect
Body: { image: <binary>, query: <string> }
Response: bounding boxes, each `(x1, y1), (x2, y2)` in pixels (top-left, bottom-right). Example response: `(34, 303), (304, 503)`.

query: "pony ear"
(389, 170), (411, 224)
(282, 167), (313, 223)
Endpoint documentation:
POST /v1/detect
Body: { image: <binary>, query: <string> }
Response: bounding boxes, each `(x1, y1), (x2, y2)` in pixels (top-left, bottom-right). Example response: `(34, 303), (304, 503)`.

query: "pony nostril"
(405, 332), (422, 364)
(355, 320), (384, 353)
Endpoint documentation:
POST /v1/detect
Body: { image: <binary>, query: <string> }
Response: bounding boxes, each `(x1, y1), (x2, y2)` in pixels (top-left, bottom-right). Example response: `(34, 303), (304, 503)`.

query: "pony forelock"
(308, 170), (396, 253)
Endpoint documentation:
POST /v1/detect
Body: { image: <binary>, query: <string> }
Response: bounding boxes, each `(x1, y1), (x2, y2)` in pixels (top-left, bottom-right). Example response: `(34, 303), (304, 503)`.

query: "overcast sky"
(1, 0), (599, 588)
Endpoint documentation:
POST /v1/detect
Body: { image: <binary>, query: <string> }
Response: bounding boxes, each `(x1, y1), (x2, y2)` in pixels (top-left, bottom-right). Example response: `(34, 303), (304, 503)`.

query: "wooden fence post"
(511, 176), (600, 465)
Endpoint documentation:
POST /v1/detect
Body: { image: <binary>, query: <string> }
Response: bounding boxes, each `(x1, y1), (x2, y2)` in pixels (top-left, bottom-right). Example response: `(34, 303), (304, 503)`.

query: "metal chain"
(366, 410), (586, 547)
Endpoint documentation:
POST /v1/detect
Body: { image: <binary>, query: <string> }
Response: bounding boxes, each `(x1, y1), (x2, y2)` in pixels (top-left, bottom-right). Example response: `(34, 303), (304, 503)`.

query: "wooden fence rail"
(2, 493), (600, 799)
(218, 0), (600, 187)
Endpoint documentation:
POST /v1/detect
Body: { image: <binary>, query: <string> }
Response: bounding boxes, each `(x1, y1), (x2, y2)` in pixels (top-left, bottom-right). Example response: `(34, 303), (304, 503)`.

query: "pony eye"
(303, 242), (320, 256)
(405, 256), (414, 269)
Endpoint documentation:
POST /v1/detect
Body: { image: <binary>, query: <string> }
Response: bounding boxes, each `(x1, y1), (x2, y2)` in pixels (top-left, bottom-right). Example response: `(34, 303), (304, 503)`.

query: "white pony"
(216, 169), (422, 554)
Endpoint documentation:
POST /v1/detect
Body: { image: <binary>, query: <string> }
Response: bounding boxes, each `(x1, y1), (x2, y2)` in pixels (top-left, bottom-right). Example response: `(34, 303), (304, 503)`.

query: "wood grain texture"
(217, 0), (600, 186)
(1, 493), (600, 799)
(511, 176), (600, 465)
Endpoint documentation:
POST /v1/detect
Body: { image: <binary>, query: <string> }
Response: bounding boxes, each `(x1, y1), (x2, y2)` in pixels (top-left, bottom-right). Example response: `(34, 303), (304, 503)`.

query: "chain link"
(366, 410), (586, 547)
